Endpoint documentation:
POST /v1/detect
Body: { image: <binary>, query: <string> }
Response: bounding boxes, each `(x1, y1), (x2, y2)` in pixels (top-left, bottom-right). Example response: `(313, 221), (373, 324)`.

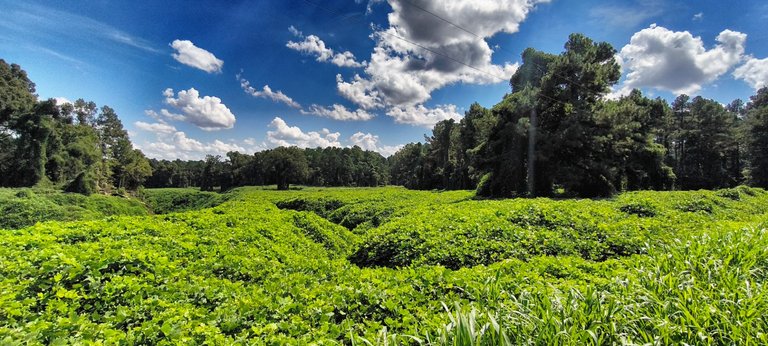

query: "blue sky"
(1, 0), (767, 159)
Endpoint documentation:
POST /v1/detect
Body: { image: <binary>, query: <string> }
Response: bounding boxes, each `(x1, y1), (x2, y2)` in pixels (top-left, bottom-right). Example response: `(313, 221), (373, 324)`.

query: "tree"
(746, 87), (768, 187)
(0, 59), (36, 127)
(264, 147), (308, 190)
(477, 34), (621, 197)
(673, 96), (736, 189)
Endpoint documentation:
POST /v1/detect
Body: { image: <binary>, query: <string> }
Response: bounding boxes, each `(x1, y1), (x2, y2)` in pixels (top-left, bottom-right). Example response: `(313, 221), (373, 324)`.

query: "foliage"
(1, 187), (768, 344)
(0, 188), (147, 229)
(141, 188), (228, 214)
(0, 60), (150, 193)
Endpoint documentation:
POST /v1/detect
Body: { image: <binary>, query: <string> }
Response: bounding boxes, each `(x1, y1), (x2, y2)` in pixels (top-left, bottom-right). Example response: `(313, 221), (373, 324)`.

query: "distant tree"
(200, 155), (225, 192)
(264, 147), (308, 190)
(673, 96), (737, 189)
(746, 87), (768, 187)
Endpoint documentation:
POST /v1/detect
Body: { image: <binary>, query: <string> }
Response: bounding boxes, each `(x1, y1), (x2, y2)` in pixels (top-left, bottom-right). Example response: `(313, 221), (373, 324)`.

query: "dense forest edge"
(3, 33), (767, 197)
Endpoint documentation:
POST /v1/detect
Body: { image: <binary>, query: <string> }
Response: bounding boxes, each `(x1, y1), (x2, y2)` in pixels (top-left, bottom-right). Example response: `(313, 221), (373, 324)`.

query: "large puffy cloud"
(163, 88), (236, 131)
(614, 25), (747, 96)
(170, 40), (224, 73)
(734, 57), (768, 90)
(301, 104), (375, 121)
(335, 0), (536, 123)
(349, 132), (403, 157)
(237, 74), (301, 109)
(287, 34), (365, 68)
(336, 74), (382, 110)
(386, 104), (462, 127)
(267, 117), (342, 148)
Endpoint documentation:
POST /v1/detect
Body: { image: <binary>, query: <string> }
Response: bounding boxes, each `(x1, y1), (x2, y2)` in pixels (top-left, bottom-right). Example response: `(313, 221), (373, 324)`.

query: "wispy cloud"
(2, 2), (162, 54)
(589, 1), (665, 29)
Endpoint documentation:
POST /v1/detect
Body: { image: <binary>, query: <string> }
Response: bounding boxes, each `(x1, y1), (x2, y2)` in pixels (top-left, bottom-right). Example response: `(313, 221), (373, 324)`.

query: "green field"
(2, 186), (768, 344)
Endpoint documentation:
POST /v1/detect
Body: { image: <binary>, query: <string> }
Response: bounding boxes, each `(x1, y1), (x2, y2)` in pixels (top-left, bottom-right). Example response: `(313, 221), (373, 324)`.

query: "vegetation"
(1, 186), (768, 344)
(388, 36), (768, 198)
(0, 59), (151, 195)
(0, 188), (148, 230)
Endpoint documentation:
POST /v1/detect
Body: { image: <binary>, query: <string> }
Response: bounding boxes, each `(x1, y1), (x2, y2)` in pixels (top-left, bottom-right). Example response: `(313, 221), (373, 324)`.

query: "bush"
(619, 200), (658, 217)
(64, 172), (95, 195)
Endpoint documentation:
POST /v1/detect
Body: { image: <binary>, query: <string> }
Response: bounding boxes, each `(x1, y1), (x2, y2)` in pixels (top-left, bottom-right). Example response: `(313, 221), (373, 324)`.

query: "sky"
(1, 0), (767, 160)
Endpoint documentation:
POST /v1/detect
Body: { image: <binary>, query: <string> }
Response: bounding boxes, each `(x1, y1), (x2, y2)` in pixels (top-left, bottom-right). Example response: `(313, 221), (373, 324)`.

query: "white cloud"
(237, 74), (301, 109)
(336, 73), (382, 109)
(336, 0), (532, 117)
(267, 117), (342, 148)
(163, 88), (236, 131)
(693, 12), (704, 21)
(286, 35), (365, 68)
(4, 3), (162, 54)
(734, 57), (768, 90)
(386, 104), (462, 127)
(301, 104), (375, 121)
(138, 131), (259, 160)
(134, 121), (177, 134)
(145, 109), (186, 122)
(170, 39), (224, 73)
(288, 25), (304, 38)
(589, 2), (664, 29)
(349, 132), (403, 157)
(615, 24), (746, 95)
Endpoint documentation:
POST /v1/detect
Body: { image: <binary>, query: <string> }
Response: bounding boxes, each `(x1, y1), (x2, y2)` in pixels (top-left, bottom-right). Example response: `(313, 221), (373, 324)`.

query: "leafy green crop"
(1, 186), (767, 344)
(0, 188), (148, 230)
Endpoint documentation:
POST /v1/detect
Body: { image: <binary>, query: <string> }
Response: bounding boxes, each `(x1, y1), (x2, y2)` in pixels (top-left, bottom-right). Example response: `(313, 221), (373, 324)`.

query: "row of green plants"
(0, 186), (767, 344)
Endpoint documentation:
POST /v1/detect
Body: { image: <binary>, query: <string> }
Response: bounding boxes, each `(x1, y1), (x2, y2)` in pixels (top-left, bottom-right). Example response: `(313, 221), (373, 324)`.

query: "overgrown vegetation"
(0, 188), (148, 229)
(1, 187), (767, 344)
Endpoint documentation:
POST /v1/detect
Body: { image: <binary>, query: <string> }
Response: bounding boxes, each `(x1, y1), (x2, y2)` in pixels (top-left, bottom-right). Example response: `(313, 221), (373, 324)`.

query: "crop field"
(2, 186), (768, 344)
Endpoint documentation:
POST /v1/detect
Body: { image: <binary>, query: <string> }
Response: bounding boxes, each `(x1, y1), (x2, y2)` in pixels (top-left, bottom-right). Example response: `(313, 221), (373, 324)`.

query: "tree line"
(146, 146), (390, 191)
(389, 34), (768, 197)
(0, 59), (151, 195)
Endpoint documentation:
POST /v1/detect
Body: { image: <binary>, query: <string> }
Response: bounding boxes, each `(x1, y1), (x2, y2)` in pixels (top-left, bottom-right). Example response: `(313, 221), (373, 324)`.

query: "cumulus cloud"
(170, 40), (224, 73)
(614, 24), (747, 95)
(134, 121), (177, 134)
(386, 104), (462, 127)
(163, 88), (236, 131)
(286, 34), (366, 68)
(137, 131), (264, 160)
(336, 73), (382, 110)
(237, 74), (301, 109)
(334, 0), (535, 124)
(301, 104), (375, 121)
(267, 117), (342, 148)
(349, 132), (403, 157)
(734, 57), (768, 90)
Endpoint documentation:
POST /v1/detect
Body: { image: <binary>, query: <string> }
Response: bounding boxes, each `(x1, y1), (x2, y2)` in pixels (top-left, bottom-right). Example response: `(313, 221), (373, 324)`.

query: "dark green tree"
(746, 87), (768, 187)
(264, 147), (309, 190)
